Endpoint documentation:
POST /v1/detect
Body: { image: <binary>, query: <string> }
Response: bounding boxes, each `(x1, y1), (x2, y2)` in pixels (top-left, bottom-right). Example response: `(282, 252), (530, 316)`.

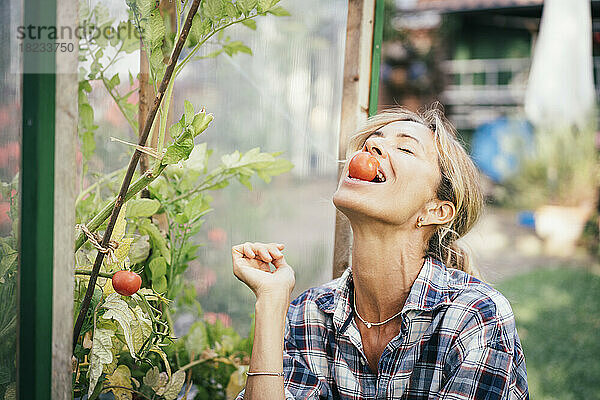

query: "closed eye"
(398, 147), (414, 155)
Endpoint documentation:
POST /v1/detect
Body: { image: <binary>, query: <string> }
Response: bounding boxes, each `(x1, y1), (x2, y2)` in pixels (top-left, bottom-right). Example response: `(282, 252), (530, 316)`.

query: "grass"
(496, 267), (600, 400)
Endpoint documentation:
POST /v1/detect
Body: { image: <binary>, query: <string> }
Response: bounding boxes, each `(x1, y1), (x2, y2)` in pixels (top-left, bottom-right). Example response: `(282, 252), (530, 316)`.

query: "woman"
(232, 106), (528, 399)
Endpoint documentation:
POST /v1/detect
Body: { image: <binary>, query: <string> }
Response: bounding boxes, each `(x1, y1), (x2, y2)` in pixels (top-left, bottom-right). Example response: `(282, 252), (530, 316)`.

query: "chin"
(333, 187), (378, 223)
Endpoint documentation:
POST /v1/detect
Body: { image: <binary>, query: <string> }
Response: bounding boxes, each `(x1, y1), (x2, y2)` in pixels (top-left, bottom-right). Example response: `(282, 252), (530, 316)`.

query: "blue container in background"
(471, 117), (534, 183)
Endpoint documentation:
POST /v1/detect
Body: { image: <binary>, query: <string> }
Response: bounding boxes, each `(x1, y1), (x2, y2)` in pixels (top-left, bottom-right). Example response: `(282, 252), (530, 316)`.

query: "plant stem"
(102, 75), (138, 132)
(174, 14), (259, 77)
(179, 355), (233, 372)
(157, 78), (175, 154)
(75, 269), (112, 279)
(165, 169), (229, 204)
(72, 0), (202, 352)
(74, 163), (166, 252)
(75, 167), (127, 205)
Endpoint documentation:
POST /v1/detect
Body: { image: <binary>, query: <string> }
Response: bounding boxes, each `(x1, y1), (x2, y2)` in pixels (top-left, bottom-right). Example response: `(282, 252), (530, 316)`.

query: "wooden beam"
(52, 1), (78, 398)
(333, 0), (377, 278)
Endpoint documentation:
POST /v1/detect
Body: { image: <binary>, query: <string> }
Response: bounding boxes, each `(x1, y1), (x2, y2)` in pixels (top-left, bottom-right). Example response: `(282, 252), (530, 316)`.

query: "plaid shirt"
(238, 257), (528, 399)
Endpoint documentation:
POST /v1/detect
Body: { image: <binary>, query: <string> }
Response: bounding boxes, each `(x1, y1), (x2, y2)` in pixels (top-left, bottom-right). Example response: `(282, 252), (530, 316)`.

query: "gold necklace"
(353, 290), (403, 329)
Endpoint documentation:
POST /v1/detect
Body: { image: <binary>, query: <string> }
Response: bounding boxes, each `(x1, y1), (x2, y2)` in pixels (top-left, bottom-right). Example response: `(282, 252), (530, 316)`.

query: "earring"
(416, 217), (424, 228)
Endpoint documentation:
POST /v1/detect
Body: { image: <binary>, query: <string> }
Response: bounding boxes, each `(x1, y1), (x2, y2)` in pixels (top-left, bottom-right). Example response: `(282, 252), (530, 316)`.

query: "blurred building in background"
(380, 0), (600, 131)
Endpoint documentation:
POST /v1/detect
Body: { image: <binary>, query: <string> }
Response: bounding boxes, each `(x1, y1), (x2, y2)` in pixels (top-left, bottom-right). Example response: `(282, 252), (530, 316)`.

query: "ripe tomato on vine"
(111, 270), (142, 296)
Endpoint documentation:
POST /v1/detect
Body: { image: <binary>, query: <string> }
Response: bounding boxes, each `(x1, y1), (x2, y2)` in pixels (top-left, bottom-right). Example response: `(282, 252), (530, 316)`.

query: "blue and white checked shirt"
(238, 257), (528, 399)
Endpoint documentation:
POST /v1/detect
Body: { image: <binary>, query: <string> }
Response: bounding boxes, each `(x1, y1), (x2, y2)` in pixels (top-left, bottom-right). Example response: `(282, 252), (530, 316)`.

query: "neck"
(350, 220), (426, 322)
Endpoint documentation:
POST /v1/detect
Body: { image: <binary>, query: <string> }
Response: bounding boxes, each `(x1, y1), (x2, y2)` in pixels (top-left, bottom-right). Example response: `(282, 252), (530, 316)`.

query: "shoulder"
(442, 268), (518, 353)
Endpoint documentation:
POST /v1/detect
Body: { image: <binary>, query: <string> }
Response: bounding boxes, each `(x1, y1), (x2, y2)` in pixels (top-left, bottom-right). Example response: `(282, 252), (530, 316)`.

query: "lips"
(346, 165), (387, 184)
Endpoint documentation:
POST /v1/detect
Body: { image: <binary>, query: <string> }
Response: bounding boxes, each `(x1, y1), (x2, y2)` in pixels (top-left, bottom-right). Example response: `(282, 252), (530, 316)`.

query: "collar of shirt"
(313, 256), (453, 334)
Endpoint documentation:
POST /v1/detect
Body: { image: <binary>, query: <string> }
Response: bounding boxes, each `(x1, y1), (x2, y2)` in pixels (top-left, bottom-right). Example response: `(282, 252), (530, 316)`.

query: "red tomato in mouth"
(111, 270), (142, 296)
(348, 152), (379, 181)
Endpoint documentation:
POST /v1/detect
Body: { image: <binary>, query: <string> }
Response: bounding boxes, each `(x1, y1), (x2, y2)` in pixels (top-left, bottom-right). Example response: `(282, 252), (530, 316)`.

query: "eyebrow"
(369, 130), (423, 148)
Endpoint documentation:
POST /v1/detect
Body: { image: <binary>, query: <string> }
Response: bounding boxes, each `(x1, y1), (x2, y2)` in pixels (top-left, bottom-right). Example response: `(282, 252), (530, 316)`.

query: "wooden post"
(52, 1), (78, 397)
(333, 0), (377, 278)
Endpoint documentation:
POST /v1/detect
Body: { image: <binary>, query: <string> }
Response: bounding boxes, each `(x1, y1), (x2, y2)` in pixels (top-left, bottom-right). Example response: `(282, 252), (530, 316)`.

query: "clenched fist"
(232, 242), (295, 300)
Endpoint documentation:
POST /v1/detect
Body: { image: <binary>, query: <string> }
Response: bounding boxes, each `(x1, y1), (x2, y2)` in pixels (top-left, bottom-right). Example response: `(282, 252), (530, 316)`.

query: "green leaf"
(189, 15), (212, 44)
(162, 130), (194, 165)
(237, 174), (252, 190)
(134, 0), (155, 19)
(105, 365), (133, 400)
(162, 370), (186, 400)
(147, 10), (166, 49)
(226, 366), (249, 400)
(112, 203), (128, 242)
(223, 41), (252, 56)
(102, 293), (137, 359)
(205, 179), (230, 190)
(191, 112), (214, 136)
(174, 213), (189, 224)
(129, 235), (150, 264)
(262, 157), (294, 174)
(0, 252), (17, 278)
(88, 327), (116, 397)
(131, 305), (152, 352)
(128, 70), (135, 86)
(185, 321), (208, 355)
(241, 19), (257, 30)
(149, 256), (167, 279)
(224, 2), (240, 18)
(184, 194), (212, 221)
(79, 103), (94, 130)
(104, 237), (134, 272)
(106, 73), (121, 91)
(184, 100), (195, 124)
(256, 158), (294, 183)
(149, 48), (165, 75)
(82, 131), (96, 161)
(268, 6), (290, 16)
(152, 276), (167, 293)
(80, 0), (91, 20)
(188, 14), (203, 45)
(138, 219), (170, 260)
(203, 0), (225, 21)
(119, 21), (141, 53)
(143, 366), (160, 390)
(93, 3), (112, 27)
(237, 0), (257, 15)
(169, 119), (184, 138)
(221, 150), (241, 168)
(126, 198), (161, 218)
(80, 80), (92, 93)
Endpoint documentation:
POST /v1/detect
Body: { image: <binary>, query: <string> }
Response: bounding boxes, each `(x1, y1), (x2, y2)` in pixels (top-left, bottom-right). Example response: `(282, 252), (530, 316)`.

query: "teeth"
(376, 171), (385, 182)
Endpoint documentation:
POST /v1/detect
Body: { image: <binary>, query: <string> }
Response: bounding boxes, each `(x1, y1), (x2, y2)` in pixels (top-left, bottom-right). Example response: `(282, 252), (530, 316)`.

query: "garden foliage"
(71, 0), (292, 399)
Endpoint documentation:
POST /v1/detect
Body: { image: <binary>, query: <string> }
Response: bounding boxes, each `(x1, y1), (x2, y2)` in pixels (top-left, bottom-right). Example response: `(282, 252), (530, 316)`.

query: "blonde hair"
(346, 104), (484, 278)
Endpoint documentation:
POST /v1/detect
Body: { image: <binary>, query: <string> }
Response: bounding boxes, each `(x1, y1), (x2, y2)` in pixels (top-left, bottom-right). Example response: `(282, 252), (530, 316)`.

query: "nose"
(363, 137), (386, 158)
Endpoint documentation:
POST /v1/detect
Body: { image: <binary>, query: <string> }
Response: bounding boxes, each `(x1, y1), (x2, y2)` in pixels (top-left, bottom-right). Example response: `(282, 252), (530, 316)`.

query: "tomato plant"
(72, 1), (293, 399)
(348, 152), (379, 181)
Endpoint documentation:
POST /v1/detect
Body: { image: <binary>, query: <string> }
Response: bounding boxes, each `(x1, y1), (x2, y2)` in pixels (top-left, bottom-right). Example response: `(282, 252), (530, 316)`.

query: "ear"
(423, 200), (455, 226)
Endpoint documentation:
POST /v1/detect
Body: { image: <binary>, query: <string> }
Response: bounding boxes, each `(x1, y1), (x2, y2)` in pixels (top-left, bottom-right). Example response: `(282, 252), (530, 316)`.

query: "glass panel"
(73, 0), (346, 397)
(0, 1), (22, 397)
(174, 0), (348, 335)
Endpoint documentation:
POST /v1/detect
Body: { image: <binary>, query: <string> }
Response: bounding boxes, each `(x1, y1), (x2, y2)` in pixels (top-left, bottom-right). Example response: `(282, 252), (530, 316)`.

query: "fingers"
(233, 242), (284, 260)
(232, 242), (286, 265)
(242, 242), (255, 258)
